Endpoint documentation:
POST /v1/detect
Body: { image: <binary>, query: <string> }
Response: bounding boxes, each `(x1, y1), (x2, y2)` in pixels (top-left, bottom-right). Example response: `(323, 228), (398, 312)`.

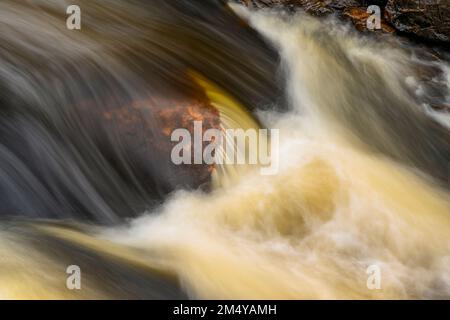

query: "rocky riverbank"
(237, 0), (450, 44)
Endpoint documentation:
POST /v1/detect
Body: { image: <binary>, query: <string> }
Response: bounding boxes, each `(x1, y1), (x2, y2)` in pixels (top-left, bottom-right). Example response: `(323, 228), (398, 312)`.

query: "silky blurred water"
(0, 1), (449, 299)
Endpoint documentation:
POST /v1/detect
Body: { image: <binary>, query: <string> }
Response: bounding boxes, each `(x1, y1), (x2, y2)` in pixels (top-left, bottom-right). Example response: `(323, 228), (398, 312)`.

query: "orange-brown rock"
(343, 7), (395, 33)
(100, 96), (221, 192)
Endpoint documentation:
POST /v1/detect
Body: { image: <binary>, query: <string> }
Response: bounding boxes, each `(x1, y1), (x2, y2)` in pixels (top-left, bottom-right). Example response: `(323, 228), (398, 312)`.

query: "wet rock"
(385, 0), (450, 43)
(430, 104), (450, 111)
(343, 6), (395, 33)
(99, 96), (220, 193)
(238, 0), (450, 44)
(239, 0), (355, 15)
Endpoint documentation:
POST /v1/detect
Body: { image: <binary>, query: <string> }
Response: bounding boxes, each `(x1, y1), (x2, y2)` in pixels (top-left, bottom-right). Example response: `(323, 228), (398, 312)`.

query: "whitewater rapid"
(97, 8), (450, 299)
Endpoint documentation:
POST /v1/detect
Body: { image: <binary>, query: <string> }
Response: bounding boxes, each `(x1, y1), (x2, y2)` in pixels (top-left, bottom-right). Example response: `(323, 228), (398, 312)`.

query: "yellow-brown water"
(1, 2), (450, 299)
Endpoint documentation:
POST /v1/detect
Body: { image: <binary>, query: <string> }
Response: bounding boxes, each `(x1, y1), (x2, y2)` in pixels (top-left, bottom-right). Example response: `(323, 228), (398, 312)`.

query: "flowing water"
(0, 1), (450, 299)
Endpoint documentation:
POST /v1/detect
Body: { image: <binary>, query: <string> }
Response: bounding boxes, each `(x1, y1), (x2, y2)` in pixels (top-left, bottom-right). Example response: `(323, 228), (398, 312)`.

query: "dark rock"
(431, 104), (450, 111)
(239, 0), (358, 15)
(385, 0), (450, 43)
(238, 0), (450, 44)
